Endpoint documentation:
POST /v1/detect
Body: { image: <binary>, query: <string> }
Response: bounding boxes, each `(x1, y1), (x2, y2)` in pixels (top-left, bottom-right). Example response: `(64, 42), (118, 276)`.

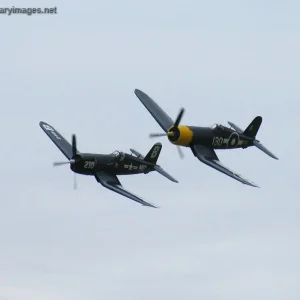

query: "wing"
(95, 171), (158, 208)
(191, 145), (259, 187)
(39, 121), (74, 159)
(134, 89), (174, 132)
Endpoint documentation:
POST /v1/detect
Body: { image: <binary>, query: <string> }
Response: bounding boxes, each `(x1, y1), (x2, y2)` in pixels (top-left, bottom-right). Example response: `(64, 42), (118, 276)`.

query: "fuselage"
(70, 153), (153, 176)
(168, 124), (254, 149)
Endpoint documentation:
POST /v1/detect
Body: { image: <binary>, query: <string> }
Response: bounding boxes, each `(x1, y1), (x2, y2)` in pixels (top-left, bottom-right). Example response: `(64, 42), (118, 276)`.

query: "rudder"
(243, 116), (262, 138)
(144, 142), (162, 164)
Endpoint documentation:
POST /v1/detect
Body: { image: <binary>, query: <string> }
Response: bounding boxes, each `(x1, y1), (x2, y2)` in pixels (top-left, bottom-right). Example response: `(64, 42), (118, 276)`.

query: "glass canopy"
(111, 150), (125, 161)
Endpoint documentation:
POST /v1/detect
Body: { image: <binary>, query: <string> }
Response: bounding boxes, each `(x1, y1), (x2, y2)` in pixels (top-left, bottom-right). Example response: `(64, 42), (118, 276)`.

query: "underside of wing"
(95, 171), (158, 208)
(134, 89), (174, 132)
(191, 145), (259, 187)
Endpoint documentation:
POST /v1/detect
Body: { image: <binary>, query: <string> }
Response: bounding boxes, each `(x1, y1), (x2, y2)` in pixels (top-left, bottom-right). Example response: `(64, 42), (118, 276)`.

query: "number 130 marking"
(212, 137), (223, 147)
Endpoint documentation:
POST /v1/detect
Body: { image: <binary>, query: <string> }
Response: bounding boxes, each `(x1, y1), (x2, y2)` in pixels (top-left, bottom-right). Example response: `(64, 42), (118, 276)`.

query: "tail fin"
(243, 116), (262, 138)
(228, 117), (278, 160)
(132, 143), (178, 182)
(144, 142), (162, 164)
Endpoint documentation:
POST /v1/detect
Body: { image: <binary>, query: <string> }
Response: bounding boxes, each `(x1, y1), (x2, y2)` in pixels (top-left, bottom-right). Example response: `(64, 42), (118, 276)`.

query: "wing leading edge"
(134, 89), (174, 132)
(39, 121), (74, 160)
(191, 145), (259, 187)
(95, 171), (158, 208)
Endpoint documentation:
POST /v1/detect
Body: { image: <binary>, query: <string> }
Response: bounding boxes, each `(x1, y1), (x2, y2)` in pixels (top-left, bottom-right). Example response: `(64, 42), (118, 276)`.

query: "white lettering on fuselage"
(124, 163), (138, 171)
(84, 161), (95, 169)
(212, 136), (223, 147)
(139, 165), (147, 171)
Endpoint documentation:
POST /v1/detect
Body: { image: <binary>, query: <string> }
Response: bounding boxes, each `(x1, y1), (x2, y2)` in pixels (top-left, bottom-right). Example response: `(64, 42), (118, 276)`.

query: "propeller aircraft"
(134, 89), (278, 187)
(39, 121), (178, 208)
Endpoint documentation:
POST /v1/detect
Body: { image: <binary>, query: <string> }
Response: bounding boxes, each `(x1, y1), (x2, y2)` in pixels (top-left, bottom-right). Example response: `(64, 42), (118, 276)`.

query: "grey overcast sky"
(0, 0), (299, 299)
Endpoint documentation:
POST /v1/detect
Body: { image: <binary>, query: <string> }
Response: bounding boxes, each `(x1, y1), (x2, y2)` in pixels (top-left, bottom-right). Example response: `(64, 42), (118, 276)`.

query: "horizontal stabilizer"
(253, 140), (278, 160)
(130, 148), (145, 160)
(154, 165), (178, 183)
(228, 121), (243, 133)
(130, 146), (178, 182)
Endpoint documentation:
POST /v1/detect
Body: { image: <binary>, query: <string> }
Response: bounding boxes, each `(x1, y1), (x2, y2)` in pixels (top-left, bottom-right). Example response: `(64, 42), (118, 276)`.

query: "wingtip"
(143, 204), (159, 208)
(134, 89), (147, 98)
(39, 121), (50, 128)
(169, 177), (179, 183)
(251, 183), (260, 188)
(245, 181), (259, 188)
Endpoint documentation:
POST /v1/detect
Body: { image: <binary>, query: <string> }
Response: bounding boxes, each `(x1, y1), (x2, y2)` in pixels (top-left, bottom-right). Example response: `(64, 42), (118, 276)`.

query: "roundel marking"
(43, 124), (54, 131)
(227, 132), (239, 148)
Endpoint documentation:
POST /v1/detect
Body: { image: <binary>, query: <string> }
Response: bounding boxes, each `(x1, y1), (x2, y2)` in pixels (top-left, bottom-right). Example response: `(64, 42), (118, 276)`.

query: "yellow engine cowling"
(167, 125), (193, 146)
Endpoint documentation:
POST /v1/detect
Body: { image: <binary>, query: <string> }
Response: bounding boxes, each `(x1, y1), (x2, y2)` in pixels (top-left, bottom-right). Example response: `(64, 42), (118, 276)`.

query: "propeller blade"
(173, 108), (185, 128)
(149, 133), (168, 138)
(73, 172), (77, 190)
(53, 161), (70, 166)
(72, 134), (77, 157)
(53, 159), (75, 167)
(176, 146), (184, 159)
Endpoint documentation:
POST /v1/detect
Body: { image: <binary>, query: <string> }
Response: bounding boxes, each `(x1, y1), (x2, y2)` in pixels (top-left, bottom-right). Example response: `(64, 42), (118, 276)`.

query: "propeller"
(174, 108), (185, 127)
(149, 133), (168, 138)
(52, 134), (78, 189)
(149, 108), (185, 159)
(73, 172), (77, 189)
(53, 159), (75, 166)
(176, 146), (184, 159)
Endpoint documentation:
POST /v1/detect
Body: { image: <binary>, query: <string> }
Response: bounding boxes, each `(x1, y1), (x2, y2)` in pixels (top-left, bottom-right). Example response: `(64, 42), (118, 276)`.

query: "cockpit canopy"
(111, 150), (125, 161)
(211, 123), (225, 132)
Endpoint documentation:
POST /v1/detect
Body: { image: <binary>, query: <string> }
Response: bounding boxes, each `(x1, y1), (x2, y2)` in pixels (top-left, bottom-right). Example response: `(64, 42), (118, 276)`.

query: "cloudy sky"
(0, 0), (299, 299)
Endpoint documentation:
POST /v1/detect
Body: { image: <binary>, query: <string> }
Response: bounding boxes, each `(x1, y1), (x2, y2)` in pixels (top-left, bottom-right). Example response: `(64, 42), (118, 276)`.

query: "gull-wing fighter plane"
(134, 89), (278, 187)
(39, 121), (178, 208)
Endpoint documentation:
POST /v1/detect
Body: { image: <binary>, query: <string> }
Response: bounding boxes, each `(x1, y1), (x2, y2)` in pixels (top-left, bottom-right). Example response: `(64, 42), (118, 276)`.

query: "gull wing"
(191, 145), (259, 187)
(134, 89), (174, 132)
(39, 121), (74, 159)
(95, 171), (158, 208)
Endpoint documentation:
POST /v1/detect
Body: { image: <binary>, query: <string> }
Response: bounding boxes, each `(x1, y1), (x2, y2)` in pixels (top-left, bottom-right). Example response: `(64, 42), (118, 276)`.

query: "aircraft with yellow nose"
(134, 89), (278, 187)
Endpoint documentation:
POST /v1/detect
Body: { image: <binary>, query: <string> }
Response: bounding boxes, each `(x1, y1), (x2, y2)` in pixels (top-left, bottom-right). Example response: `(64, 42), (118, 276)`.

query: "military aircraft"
(134, 89), (278, 187)
(39, 121), (178, 208)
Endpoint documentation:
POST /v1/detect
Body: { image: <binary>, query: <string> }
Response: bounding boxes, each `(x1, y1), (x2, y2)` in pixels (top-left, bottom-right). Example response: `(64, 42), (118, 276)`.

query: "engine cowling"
(167, 125), (193, 146)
